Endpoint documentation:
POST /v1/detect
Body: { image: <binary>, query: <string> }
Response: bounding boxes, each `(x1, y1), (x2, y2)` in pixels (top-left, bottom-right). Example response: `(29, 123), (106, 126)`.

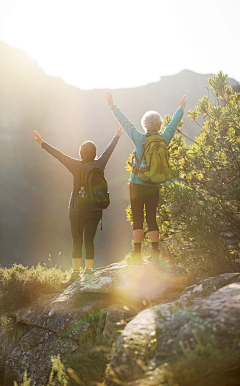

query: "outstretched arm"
(161, 95), (188, 145)
(97, 124), (124, 169)
(105, 92), (146, 146)
(33, 130), (79, 174)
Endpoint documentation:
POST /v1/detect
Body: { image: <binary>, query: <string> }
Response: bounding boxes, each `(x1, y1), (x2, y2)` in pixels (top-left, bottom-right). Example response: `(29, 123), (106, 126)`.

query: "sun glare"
(1, 0), (240, 89)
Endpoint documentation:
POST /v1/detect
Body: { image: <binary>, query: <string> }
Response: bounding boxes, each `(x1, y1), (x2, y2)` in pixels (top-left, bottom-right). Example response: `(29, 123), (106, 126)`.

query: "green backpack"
(78, 161), (110, 211)
(138, 134), (169, 183)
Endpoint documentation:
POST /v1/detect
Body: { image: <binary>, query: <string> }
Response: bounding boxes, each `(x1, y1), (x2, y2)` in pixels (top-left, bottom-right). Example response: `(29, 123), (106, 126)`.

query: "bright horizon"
(0, 0), (240, 90)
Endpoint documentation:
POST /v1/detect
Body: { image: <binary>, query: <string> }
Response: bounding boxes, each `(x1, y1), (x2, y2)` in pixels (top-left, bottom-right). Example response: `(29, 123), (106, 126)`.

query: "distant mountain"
(0, 41), (239, 269)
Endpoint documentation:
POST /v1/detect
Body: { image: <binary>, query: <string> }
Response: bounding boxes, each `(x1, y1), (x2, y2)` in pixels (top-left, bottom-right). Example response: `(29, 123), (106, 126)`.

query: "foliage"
(65, 310), (109, 386)
(173, 338), (220, 385)
(0, 264), (69, 315)
(14, 355), (69, 386)
(14, 372), (31, 386)
(126, 72), (240, 275)
(47, 355), (69, 386)
(172, 337), (240, 386)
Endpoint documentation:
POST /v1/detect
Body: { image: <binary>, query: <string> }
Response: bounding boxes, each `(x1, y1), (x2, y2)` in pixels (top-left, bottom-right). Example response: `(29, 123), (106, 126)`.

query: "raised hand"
(105, 92), (114, 109)
(179, 95), (188, 109)
(116, 123), (124, 137)
(34, 130), (43, 145)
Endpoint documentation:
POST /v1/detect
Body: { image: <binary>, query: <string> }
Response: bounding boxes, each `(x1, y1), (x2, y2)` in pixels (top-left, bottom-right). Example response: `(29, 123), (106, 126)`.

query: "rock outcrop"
(0, 263), (240, 385)
(0, 261), (187, 385)
(106, 273), (240, 386)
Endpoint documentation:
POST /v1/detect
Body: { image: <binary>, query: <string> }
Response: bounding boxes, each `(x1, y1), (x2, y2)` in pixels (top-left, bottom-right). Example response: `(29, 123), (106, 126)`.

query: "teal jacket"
(112, 105), (184, 185)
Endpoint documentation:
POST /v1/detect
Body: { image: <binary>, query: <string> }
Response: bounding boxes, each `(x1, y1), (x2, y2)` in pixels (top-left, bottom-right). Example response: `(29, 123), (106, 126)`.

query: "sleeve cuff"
(112, 105), (119, 112)
(41, 141), (48, 149)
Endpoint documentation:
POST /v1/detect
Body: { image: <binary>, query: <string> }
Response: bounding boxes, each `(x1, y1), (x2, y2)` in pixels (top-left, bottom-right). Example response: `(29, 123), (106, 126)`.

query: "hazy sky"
(0, 0), (240, 90)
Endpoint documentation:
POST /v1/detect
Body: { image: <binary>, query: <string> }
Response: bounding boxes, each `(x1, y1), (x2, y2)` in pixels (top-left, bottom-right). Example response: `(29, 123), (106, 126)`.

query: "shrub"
(0, 263), (69, 315)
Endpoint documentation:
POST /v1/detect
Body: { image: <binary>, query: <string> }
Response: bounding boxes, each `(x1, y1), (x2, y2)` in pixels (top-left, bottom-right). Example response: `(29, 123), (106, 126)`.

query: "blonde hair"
(141, 110), (163, 133)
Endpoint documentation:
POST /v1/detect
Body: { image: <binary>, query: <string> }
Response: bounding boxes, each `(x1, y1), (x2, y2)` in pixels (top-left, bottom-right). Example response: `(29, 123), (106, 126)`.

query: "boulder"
(106, 273), (240, 386)
(13, 292), (110, 334)
(65, 261), (187, 303)
(12, 261), (186, 334)
(3, 260), (187, 385)
(102, 304), (136, 348)
(8, 263), (237, 386)
(5, 327), (59, 386)
(180, 272), (240, 302)
(6, 293), (120, 385)
(0, 320), (31, 384)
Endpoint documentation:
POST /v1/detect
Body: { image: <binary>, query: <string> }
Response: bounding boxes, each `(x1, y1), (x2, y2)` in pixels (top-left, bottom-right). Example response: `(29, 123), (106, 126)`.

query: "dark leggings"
(69, 209), (102, 259)
(130, 183), (159, 231)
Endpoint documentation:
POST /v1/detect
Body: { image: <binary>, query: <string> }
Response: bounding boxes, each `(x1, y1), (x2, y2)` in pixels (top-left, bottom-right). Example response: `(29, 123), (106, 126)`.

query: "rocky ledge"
(0, 262), (239, 386)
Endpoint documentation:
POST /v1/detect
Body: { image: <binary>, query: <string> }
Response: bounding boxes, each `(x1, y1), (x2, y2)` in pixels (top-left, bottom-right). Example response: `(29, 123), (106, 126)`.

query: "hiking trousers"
(130, 183), (159, 231)
(69, 209), (102, 260)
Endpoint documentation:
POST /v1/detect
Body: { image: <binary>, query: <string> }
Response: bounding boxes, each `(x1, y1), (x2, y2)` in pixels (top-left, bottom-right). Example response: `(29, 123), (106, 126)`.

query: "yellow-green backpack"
(138, 134), (169, 183)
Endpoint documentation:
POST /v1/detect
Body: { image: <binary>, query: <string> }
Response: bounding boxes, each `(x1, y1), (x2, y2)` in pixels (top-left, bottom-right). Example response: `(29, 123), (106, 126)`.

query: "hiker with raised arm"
(105, 92), (188, 265)
(34, 124), (124, 287)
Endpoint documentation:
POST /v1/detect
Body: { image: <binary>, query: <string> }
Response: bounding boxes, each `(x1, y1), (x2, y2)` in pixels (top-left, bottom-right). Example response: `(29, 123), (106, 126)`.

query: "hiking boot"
(83, 268), (94, 276)
(127, 251), (143, 265)
(146, 250), (160, 265)
(60, 272), (80, 288)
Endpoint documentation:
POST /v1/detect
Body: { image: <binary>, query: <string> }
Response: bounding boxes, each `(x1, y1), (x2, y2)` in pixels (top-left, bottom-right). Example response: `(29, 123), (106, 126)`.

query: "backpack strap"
(140, 137), (156, 168)
(140, 133), (160, 158)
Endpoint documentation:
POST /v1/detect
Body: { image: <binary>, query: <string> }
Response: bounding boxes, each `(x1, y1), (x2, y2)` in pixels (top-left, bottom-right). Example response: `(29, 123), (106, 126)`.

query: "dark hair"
(79, 141), (97, 162)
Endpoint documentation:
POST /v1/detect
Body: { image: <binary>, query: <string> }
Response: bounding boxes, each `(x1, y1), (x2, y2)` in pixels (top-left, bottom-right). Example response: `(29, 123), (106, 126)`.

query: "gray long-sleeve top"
(41, 135), (120, 211)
